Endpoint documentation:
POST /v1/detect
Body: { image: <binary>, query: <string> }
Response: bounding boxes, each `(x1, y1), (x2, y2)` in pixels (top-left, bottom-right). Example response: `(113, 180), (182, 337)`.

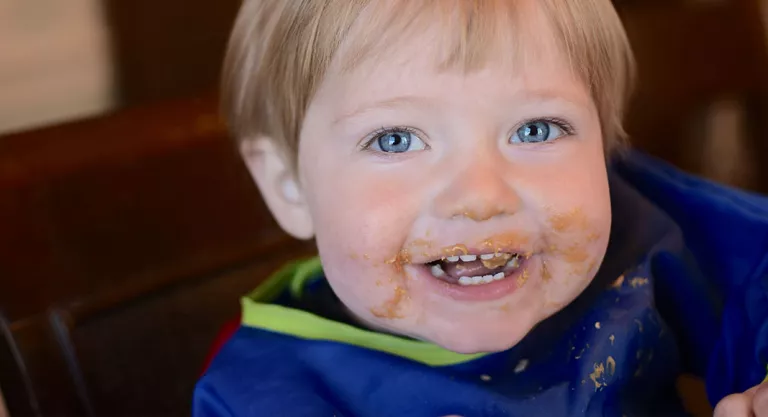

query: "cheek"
(523, 154), (611, 301)
(309, 171), (420, 255)
(303, 168), (426, 317)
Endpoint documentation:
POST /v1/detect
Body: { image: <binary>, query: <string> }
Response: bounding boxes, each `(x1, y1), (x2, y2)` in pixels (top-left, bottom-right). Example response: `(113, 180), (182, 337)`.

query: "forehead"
(316, 0), (589, 114)
(337, 0), (566, 75)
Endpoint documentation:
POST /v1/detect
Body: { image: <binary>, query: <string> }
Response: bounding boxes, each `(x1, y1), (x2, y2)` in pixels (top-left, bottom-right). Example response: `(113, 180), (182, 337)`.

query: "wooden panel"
(1, 242), (315, 417)
(103, 0), (241, 105)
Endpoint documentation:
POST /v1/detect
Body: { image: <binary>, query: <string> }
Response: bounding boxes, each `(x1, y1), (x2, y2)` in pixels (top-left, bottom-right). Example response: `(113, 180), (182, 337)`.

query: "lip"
(409, 244), (531, 264)
(408, 255), (533, 302)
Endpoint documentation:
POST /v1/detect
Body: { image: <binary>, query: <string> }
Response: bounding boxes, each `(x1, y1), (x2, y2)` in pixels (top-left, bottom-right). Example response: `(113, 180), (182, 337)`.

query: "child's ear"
(239, 138), (314, 240)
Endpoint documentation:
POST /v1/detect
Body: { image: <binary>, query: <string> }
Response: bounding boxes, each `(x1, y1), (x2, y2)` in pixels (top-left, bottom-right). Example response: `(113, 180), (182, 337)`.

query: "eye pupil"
(518, 122), (550, 143)
(378, 132), (412, 153)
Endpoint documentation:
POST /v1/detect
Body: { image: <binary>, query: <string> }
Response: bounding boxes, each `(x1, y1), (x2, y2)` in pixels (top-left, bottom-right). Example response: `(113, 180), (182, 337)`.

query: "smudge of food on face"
(548, 208), (589, 233)
(558, 244), (590, 264)
(516, 268), (530, 288)
(385, 249), (412, 274)
(370, 286), (408, 319)
(489, 233), (530, 253)
(404, 234), (531, 262)
(410, 239), (434, 248)
(371, 249), (416, 319)
(541, 260), (552, 282)
(443, 244), (469, 258)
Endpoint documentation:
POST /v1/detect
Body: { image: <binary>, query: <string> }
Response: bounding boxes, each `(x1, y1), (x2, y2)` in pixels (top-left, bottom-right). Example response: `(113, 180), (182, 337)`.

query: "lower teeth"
(458, 272), (506, 286)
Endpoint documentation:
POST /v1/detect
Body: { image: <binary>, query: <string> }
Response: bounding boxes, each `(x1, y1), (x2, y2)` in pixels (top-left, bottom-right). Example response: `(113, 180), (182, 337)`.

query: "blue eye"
(367, 128), (427, 153)
(511, 120), (569, 144)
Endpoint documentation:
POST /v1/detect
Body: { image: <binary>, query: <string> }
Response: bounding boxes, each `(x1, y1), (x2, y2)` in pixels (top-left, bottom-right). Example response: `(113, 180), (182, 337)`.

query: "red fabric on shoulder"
(201, 313), (242, 375)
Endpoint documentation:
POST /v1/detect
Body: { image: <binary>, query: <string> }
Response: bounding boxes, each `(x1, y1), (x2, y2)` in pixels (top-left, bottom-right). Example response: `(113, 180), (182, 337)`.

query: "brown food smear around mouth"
(410, 239), (434, 248)
(558, 244), (590, 264)
(386, 249), (412, 274)
(541, 260), (552, 282)
(480, 253), (512, 269)
(516, 268), (530, 288)
(373, 249), (415, 319)
(443, 244), (469, 258)
(370, 286), (407, 319)
(411, 233), (530, 262)
(477, 233), (531, 256)
(549, 208), (589, 233)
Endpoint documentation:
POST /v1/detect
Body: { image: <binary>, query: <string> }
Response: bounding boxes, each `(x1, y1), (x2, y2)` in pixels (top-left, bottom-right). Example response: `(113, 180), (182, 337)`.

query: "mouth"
(425, 251), (524, 287)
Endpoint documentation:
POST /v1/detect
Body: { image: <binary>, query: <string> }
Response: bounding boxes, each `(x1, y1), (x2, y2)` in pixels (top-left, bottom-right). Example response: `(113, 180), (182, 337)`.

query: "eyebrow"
(516, 89), (592, 108)
(332, 95), (437, 127)
(332, 88), (590, 126)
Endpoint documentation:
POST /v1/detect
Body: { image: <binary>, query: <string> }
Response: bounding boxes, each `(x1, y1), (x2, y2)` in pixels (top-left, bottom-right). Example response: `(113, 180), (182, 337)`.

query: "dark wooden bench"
(0, 95), (315, 416)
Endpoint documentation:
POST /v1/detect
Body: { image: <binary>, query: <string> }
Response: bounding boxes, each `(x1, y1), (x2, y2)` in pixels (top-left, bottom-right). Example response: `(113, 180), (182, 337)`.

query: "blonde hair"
(222, 0), (635, 167)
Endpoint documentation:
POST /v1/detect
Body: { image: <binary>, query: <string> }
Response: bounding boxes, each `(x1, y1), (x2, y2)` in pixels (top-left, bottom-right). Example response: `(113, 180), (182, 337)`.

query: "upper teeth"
(444, 253), (508, 263)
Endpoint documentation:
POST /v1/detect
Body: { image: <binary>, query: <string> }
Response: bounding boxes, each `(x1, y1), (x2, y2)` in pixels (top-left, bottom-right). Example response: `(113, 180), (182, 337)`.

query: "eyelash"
(516, 117), (576, 137)
(359, 117), (577, 151)
(360, 126), (422, 151)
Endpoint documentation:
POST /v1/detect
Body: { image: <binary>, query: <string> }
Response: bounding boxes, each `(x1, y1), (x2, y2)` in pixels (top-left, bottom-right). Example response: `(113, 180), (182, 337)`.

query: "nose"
(430, 149), (522, 221)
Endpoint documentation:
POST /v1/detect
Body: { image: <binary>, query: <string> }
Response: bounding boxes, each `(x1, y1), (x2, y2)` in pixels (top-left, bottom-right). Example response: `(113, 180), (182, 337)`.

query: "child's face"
(296, 3), (611, 353)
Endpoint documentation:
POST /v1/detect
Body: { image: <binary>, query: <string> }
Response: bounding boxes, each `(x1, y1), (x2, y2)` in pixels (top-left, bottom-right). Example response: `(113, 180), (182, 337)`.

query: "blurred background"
(0, 0), (767, 416)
